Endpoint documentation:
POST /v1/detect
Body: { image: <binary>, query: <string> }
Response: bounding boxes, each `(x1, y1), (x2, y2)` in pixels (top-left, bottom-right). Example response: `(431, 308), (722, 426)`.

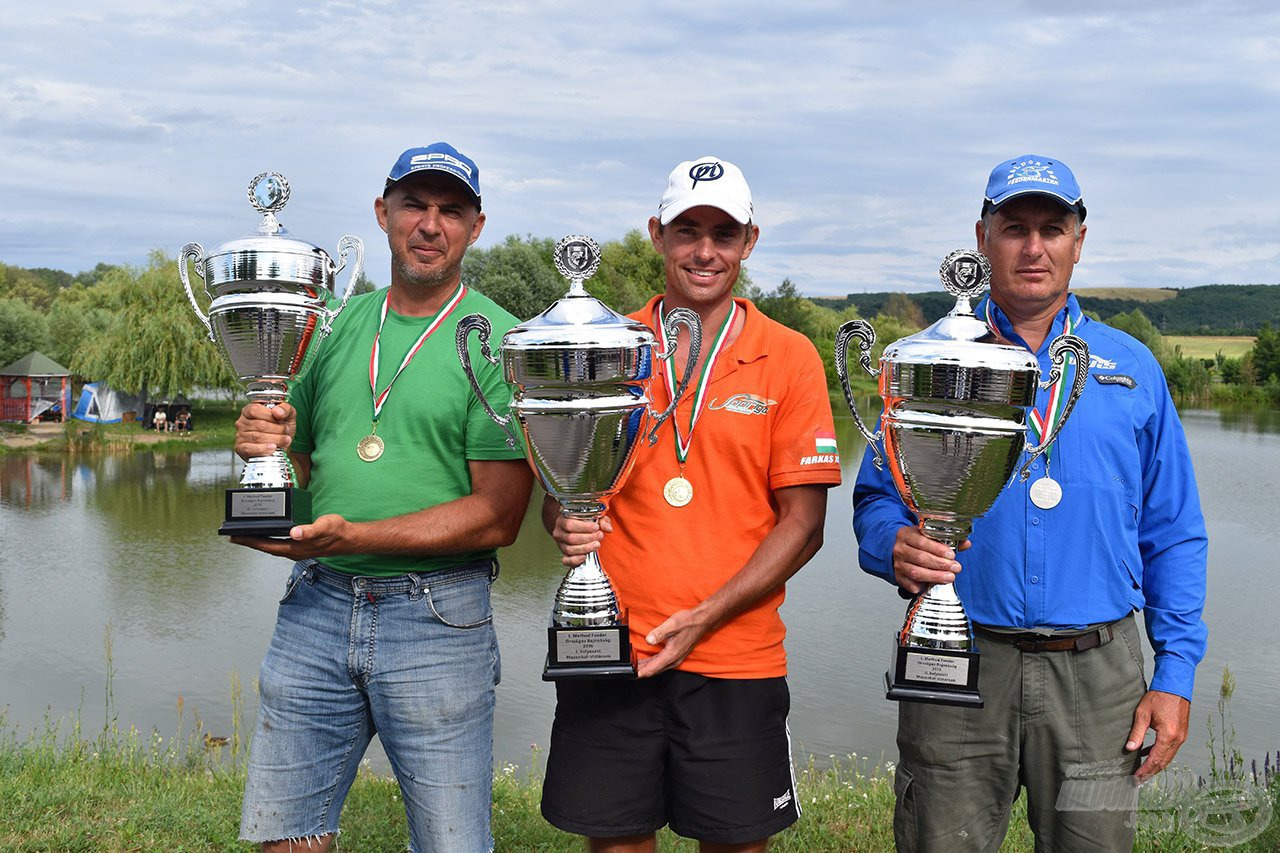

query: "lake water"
(1, 408), (1277, 777)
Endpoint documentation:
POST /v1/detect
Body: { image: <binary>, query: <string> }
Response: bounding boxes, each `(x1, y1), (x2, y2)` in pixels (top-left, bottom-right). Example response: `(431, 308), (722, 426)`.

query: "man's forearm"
(345, 492), (526, 555)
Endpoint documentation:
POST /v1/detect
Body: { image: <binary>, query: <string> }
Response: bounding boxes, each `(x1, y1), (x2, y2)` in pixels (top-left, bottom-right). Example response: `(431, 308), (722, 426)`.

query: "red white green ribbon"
(369, 284), (466, 421)
(656, 298), (738, 465)
(984, 299), (1077, 463)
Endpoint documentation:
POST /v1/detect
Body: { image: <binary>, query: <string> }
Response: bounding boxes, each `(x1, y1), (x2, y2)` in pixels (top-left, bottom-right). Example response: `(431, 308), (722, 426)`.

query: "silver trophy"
(179, 172), (363, 536)
(457, 235), (702, 679)
(837, 248), (1089, 706)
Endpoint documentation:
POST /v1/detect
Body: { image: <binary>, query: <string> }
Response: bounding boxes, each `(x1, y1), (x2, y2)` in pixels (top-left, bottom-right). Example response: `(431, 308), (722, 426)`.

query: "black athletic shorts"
(539, 670), (800, 844)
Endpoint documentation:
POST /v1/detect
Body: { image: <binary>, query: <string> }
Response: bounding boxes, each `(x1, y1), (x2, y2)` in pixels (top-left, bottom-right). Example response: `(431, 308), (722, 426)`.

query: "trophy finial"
(939, 248), (991, 300)
(247, 172), (290, 235)
(554, 235), (601, 294)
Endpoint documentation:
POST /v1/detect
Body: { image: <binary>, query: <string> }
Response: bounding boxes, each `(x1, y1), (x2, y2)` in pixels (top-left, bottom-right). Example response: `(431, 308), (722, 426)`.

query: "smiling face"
(977, 195), (1085, 322)
(375, 172), (485, 292)
(647, 205), (760, 311)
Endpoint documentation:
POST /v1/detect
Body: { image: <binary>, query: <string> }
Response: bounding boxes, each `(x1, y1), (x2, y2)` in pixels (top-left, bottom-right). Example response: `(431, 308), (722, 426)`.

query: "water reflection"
(0, 455), (73, 510)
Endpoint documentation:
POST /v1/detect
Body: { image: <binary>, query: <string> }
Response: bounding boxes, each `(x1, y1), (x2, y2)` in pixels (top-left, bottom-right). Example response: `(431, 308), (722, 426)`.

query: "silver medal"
(1029, 476), (1062, 510)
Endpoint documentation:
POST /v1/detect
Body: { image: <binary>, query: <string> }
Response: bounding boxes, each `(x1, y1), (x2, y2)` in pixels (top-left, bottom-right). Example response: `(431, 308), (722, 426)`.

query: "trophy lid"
(198, 173), (338, 295)
(500, 235), (656, 352)
(881, 249), (1038, 375)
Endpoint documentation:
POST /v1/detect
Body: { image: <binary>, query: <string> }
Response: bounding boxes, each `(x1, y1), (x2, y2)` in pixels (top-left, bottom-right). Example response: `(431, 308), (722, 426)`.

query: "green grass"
(1166, 335), (1255, 360)
(2, 712), (1275, 851)
(2, 399), (241, 455)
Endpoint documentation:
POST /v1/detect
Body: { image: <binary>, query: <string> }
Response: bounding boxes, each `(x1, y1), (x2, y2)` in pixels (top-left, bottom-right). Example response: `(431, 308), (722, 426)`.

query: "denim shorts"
(240, 558), (500, 852)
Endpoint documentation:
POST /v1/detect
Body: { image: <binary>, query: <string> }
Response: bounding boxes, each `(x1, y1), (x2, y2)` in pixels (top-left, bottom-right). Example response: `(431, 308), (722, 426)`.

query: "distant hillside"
(813, 284), (1280, 334)
(1074, 287), (1177, 303)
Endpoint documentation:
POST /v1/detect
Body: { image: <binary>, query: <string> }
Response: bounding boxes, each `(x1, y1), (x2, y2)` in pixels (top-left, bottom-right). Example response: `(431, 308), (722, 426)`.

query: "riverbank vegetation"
(2, 702), (1275, 851)
(3, 247), (1278, 443)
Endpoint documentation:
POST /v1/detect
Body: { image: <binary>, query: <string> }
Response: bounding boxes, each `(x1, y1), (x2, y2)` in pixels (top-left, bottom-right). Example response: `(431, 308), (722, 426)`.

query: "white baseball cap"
(657, 156), (753, 225)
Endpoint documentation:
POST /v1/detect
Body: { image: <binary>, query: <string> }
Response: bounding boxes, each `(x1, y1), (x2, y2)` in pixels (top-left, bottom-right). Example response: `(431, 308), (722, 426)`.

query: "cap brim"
(658, 195), (751, 226)
(986, 188), (1083, 216)
(385, 165), (481, 205)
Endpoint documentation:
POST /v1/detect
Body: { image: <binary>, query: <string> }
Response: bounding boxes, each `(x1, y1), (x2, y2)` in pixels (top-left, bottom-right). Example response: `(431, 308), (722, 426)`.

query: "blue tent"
(72, 382), (141, 424)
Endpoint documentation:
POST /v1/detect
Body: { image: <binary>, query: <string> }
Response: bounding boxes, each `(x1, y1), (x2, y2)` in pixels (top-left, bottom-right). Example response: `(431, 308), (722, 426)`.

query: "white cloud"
(0, 1), (1276, 299)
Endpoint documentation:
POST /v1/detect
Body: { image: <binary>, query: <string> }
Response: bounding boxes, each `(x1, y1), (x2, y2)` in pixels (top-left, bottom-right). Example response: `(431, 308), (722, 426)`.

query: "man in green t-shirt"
(230, 142), (532, 853)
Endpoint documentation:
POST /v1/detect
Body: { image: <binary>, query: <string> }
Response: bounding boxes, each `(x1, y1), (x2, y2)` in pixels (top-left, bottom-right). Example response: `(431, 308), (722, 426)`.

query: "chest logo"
(708, 393), (776, 415)
(1088, 353), (1118, 370)
(1094, 373), (1137, 389)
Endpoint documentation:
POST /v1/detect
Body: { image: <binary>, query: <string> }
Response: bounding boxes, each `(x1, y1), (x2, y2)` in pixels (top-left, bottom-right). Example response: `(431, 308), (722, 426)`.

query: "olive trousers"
(893, 614), (1146, 852)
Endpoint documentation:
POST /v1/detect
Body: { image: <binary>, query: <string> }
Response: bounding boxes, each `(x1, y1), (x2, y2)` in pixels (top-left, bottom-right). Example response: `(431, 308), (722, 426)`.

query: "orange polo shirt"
(599, 296), (842, 679)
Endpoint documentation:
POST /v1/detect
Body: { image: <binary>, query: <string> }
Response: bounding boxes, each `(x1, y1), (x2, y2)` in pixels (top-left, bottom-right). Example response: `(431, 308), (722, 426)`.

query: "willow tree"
(71, 250), (237, 403)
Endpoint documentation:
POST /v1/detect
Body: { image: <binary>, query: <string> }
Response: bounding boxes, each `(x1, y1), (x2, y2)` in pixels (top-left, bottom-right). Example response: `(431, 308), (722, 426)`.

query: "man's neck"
(994, 294), (1069, 353)
(386, 277), (461, 318)
(660, 293), (742, 371)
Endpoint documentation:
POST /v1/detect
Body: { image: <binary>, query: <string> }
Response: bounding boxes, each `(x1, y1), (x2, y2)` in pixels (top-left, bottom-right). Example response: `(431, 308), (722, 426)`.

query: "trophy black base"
(218, 487), (312, 538)
(542, 621), (637, 681)
(885, 636), (983, 708)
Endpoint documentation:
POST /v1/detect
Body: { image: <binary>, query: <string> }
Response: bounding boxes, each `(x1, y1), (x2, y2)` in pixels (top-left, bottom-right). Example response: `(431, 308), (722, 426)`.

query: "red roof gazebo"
(2, 351), (73, 423)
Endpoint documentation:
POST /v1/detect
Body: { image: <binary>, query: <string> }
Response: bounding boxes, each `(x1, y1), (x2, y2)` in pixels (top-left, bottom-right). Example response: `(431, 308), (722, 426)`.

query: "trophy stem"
(239, 388), (294, 489)
(901, 582), (974, 650)
(553, 549), (622, 628)
(919, 517), (971, 550)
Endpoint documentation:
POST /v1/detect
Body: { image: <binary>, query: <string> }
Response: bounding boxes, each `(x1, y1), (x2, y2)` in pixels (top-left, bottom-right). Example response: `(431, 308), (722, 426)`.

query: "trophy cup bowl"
(837, 248), (1089, 706)
(457, 235), (702, 679)
(179, 172), (363, 536)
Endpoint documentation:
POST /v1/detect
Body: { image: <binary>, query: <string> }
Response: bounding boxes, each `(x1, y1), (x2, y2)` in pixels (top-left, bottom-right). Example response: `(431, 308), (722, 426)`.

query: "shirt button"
(1031, 517), (1040, 526)
(1031, 462), (1040, 471)
(1031, 576), (1040, 584)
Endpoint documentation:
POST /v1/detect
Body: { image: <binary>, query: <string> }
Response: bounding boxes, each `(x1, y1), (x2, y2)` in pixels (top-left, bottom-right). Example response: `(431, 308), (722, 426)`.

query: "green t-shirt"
(289, 287), (525, 577)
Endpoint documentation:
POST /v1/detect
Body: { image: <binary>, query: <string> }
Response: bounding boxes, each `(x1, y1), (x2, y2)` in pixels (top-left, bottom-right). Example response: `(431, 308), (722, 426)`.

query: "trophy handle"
(178, 242), (215, 342)
(835, 319), (885, 469)
(647, 306), (702, 445)
(320, 235), (364, 340)
(455, 312), (519, 448)
(1019, 333), (1090, 481)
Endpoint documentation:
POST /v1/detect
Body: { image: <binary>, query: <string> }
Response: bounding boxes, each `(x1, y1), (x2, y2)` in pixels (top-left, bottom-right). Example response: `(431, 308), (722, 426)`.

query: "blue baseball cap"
(385, 142), (481, 208)
(983, 154), (1085, 221)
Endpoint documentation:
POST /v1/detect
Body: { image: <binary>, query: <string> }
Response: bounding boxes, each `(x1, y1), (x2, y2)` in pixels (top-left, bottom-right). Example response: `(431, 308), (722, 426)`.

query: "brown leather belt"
(975, 624), (1114, 653)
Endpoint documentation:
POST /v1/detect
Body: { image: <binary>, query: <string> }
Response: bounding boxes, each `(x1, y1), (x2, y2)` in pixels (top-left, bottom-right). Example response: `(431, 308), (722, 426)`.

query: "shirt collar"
(974, 292), (1087, 355)
(640, 295), (767, 368)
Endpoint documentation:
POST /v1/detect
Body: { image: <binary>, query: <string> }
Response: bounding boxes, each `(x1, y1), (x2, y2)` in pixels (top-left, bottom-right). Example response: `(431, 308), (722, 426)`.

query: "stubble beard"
(392, 253), (462, 291)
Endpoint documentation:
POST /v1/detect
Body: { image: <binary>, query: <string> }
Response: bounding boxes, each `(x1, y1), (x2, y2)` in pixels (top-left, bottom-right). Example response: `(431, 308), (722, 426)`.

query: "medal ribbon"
(656, 298), (738, 464)
(983, 299), (1077, 464)
(369, 284), (467, 421)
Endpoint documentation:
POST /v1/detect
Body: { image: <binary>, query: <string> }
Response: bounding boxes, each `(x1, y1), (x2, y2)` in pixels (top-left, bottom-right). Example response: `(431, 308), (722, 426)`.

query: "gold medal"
(663, 476), (693, 507)
(356, 433), (385, 462)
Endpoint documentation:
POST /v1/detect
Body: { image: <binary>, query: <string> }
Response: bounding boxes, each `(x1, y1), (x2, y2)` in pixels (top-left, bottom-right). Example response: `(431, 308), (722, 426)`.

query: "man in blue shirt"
(853, 155), (1207, 851)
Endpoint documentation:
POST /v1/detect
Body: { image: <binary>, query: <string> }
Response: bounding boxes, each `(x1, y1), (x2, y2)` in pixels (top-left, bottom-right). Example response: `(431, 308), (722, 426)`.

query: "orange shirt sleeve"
(768, 332), (843, 490)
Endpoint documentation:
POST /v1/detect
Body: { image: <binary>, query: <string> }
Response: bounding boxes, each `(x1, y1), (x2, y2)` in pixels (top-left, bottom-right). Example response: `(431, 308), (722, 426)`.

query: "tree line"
(818, 284), (1280, 336)
(2, 239), (1276, 408)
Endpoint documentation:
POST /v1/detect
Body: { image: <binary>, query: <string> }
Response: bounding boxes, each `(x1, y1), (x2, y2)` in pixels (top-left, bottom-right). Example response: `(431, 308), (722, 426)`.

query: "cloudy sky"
(2, 1), (1277, 296)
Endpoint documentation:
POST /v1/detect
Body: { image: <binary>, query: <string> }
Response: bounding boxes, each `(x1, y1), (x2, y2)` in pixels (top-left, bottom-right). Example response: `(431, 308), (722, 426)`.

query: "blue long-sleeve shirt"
(852, 294), (1208, 700)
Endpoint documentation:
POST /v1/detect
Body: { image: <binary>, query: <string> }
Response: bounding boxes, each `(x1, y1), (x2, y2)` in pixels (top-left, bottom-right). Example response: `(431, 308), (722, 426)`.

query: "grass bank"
(0, 399), (240, 455)
(2, 709), (1276, 851)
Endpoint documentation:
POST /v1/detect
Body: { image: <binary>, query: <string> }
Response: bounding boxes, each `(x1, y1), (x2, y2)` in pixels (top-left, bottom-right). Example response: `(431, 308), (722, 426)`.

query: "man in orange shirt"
(540, 157), (842, 852)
